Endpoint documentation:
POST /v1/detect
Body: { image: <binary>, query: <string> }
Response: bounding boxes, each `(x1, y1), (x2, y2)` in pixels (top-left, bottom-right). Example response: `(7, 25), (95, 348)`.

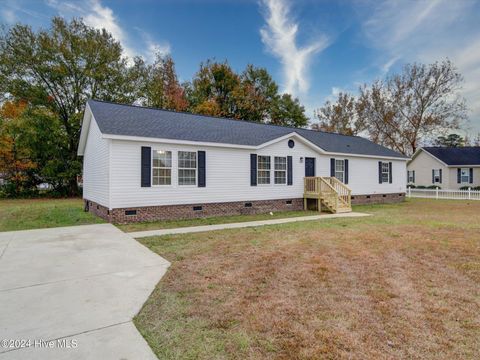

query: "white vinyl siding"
(274, 156), (287, 184)
(107, 138), (407, 209)
(82, 116), (110, 207)
(408, 150), (480, 190)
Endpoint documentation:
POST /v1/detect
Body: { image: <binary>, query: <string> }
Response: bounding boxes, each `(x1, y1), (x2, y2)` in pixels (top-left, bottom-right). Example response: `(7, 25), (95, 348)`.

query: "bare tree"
(357, 60), (467, 155)
(312, 92), (364, 135)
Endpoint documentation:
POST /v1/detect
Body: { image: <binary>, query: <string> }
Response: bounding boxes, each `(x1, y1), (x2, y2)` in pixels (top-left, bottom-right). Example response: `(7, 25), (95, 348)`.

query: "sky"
(1, 0), (480, 133)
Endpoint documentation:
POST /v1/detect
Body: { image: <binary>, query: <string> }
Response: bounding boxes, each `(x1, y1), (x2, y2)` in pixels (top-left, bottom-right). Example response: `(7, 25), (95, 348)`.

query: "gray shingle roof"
(87, 99), (408, 159)
(423, 147), (480, 165)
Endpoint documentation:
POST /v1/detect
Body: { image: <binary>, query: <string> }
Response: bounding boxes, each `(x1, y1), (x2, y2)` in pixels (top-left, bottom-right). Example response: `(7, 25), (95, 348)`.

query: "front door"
(305, 157), (315, 177)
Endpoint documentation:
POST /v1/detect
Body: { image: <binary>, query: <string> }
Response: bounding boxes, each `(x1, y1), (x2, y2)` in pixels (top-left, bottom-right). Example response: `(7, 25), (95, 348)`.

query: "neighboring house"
(78, 100), (408, 223)
(407, 147), (480, 189)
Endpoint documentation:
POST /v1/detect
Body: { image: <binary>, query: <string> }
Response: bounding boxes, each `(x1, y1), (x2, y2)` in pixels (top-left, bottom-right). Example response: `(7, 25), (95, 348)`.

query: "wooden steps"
(304, 177), (352, 214)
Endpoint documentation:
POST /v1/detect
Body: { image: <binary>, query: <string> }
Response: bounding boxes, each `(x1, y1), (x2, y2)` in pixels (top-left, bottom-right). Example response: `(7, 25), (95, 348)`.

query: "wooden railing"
(304, 176), (352, 212)
(324, 177), (352, 208)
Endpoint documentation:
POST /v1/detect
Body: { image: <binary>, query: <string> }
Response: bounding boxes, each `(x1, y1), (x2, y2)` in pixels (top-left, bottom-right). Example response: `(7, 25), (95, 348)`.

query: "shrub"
(460, 186), (472, 190)
(427, 185), (441, 189)
(416, 185), (427, 189)
(407, 184), (416, 188)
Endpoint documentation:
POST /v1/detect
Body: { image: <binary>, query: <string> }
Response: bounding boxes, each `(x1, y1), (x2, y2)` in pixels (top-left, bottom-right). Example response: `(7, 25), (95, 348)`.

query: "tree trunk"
(68, 176), (79, 196)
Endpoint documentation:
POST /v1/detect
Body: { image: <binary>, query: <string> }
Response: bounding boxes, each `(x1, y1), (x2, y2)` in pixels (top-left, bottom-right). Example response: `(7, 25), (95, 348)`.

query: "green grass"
(0, 198), (104, 232)
(117, 210), (319, 232)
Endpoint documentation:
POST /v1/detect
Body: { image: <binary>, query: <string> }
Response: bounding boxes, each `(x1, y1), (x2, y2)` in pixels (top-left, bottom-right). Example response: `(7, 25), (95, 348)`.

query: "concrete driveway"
(0, 224), (170, 359)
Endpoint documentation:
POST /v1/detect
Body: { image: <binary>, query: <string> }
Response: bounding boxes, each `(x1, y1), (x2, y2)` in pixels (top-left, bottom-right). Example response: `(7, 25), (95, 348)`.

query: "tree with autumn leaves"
(0, 101), (36, 196)
(186, 61), (308, 126)
(0, 17), (308, 197)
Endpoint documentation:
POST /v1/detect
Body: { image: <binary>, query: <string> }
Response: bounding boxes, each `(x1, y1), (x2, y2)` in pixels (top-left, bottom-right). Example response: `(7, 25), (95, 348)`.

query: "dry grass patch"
(135, 199), (480, 359)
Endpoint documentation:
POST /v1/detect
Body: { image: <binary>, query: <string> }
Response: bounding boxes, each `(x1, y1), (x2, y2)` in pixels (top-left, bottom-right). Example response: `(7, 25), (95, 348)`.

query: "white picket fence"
(407, 187), (480, 201)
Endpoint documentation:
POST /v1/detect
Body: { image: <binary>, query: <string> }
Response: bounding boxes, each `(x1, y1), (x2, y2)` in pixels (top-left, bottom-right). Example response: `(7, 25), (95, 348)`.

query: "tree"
(312, 92), (363, 135)
(233, 64), (278, 122)
(434, 133), (465, 147)
(270, 93), (308, 127)
(357, 60), (467, 155)
(188, 60), (240, 117)
(188, 61), (308, 126)
(0, 101), (36, 196)
(0, 17), (139, 195)
(141, 54), (188, 111)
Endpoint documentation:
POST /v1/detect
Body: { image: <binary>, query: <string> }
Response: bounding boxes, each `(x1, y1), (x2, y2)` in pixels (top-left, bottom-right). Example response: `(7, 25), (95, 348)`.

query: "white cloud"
(46, 0), (170, 62)
(134, 27), (171, 63)
(361, 0), (480, 131)
(260, 0), (329, 95)
(1, 8), (16, 24)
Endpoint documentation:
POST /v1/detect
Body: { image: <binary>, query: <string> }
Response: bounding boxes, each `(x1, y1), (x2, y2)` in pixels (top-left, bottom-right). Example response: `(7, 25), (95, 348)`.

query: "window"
(335, 160), (345, 183)
(407, 170), (414, 183)
(274, 156), (287, 184)
(257, 156), (271, 184)
(460, 168), (470, 183)
(381, 162), (390, 183)
(178, 151), (197, 185)
(433, 169), (441, 183)
(152, 150), (172, 185)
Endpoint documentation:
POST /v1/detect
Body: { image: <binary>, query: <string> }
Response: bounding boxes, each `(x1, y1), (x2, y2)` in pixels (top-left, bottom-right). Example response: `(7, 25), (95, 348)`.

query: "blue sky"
(1, 0), (480, 133)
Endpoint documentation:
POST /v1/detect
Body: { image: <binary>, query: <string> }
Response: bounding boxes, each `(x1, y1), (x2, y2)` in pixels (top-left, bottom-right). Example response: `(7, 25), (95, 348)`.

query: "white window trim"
(257, 155), (271, 185)
(335, 159), (345, 183)
(433, 169), (441, 183)
(460, 168), (470, 184)
(381, 162), (390, 183)
(178, 151), (197, 186)
(151, 149), (172, 187)
(274, 156), (287, 185)
(407, 170), (414, 183)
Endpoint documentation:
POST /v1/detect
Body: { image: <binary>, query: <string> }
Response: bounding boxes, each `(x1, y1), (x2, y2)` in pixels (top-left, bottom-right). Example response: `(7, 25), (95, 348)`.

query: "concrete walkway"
(0, 224), (170, 360)
(129, 212), (371, 238)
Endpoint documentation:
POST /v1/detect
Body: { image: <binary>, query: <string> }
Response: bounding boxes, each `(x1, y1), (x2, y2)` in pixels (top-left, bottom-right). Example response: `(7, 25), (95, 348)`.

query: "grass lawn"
(135, 198), (480, 359)
(0, 198), (104, 232)
(118, 210), (319, 232)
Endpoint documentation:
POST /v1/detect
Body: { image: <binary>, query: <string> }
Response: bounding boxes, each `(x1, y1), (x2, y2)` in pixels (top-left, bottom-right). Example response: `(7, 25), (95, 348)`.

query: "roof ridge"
(88, 99), (363, 140)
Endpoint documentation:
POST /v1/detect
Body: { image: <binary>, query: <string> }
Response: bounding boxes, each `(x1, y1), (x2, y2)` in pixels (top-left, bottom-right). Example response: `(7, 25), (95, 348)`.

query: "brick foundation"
(84, 198), (304, 224)
(351, 192), (405, 205)
(85, 193), (405, 223)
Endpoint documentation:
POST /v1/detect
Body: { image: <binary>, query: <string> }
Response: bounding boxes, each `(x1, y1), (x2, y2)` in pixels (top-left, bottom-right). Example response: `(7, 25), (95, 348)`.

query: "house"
(407, 147), (480, 189)
(78, 100), (408, 223)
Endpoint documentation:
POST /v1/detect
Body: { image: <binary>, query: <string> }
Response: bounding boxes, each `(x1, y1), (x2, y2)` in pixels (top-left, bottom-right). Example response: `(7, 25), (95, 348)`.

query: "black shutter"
(413, 170), (415, 183)
(439, 169), (442, 183)
(330, 158), (335, 177)
(470, 168), (474, 184)
(250, 154), (257, 186)
(344, 159), (349, 184)
(457, 168), (461, 184)
(432, 169), (435, 184)
(378, 161), (383, 184)
(389, 162), (392, 183)
(141, 146), (151, 187)
(198, 151), (206, 187)
(287, 156), (293, 185)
